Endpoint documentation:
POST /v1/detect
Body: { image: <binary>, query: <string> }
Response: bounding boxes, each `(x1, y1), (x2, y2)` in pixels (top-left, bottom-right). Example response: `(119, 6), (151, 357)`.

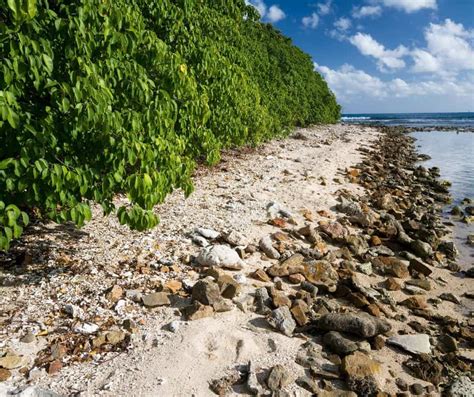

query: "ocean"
(341, 112), (474, 128)
(343, 112), (473, 268)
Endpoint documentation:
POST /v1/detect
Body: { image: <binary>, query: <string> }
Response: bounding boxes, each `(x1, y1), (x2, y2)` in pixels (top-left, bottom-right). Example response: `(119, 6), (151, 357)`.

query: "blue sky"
(246, 0), (474, 114)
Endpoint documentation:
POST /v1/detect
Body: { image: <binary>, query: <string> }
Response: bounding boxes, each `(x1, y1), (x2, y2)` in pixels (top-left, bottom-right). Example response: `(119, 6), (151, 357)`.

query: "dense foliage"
(0, 0), (340, 250)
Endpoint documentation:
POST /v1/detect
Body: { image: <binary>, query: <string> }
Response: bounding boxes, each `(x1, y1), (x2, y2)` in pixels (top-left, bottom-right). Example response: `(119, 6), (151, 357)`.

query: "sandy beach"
(1, 124), (472, 397)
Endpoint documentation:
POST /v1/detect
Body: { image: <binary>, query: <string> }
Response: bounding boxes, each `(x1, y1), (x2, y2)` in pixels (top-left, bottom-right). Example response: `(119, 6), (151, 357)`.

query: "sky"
(245, 0), (474, 114)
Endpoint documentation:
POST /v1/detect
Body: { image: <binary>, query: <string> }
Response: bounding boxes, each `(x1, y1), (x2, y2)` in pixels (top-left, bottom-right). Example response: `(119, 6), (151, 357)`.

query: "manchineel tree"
(0, 0), (340, 250)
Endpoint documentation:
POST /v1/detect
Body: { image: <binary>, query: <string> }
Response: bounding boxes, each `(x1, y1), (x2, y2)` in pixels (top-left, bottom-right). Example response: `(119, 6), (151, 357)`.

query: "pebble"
(142, 292), (171, 308)
(259, 235), (281, 259)
(196, 245), (244, 269)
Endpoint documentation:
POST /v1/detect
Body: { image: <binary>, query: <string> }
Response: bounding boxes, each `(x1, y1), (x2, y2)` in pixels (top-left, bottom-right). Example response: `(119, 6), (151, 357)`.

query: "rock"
(267, 201), (293, 219)
(384, 277), (402, 291)
(63, 303), (84, 319)
(47, 360), (62, 375)
(288, 273), (305, 284)
(247, 361), (265, 395)
(20, 332), (35, 343)
(318, 391), (357, 397)
(372, 257), (409, 278)
(259, 236), (280, 260)
(107, 284), (123, 302)
(342, 351), (383, 396)
(451, 206), (463, 216)
(410, 383), (425, 395)
(106, 330), (126, 345)
(142, 292), (170, 308)
(301, 281), (319, 297)
(0, 355), (23, 370)
(387, 334), (431, 354)
(223, 231), (247, 247)
(217, 275), (241, 299)
(168, 321), (180, 333)
(319, 221), (349, 241)
(316, 313), (391, 338)
(125, 289), (143, 303)
(192, 279), (222, 305)
(209, 371), (241, 396)
(395, 377), (408, 391)
(370, 236), (382, 246)
(357, 263), (373, 275)
(251, 269), (271, 282)
(267, 364), (291, 391)
(183, 301), (214, 320)
(368, 245), (394, 256)
(446, 376), (474, 397)
(268, 254), (305, 277)
(405, 279), (431, 291)
(303, 260), (339, 287)
(255, 287), (272, 315)
(267, 306), (296, 336)
(401, 296), (427, 310)
(291, 300), (309, 326)
(322, 331), (358, 356)
(439, 292), (461, 304)
(346, 235), (369, 256)
(164, 280), (182, 294)
(74, 322), (99, 334)
(195, 227), (220, 240)
(437, 334), (457, 353)
(408, 257), (432, 277)
(410, 240), (433, 259)
(404, 354), (443, 385)
(372, 335), (385, 350)
(272, 292), (292, 308)
(0, 368), (11, 381)
(197, 245), (244, 270)
(295, 376), (318, 393)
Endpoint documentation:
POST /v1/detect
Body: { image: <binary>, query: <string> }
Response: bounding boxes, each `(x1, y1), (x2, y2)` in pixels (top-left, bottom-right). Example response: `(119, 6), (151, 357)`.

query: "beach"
(0, 123), (472, 396)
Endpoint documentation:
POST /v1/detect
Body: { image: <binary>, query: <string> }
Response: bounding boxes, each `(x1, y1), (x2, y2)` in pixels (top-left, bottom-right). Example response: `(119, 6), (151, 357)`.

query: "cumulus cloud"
(412, 19), (474, 74)
(329, 17), (352, 40)
(267, 5), (285, 22)
(376, 0), (437, 13)
(314, 62), (474, 111)
(349, 32), (408, 71)
(302, 13), (320, 29)
(352, 6), (383, 19)
(246, 0), (285, 23)
(317, 0), (332, 16)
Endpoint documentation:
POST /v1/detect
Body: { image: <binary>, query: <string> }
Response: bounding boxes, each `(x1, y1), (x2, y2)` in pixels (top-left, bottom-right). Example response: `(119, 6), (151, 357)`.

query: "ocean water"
(343, 112), (473, 266)
(341, 112), (474, 128)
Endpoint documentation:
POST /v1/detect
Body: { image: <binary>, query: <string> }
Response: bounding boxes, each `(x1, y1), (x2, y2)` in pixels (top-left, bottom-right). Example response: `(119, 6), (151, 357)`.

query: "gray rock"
(357, 263), (373, 275)
(316, 313), (391, 338)
(259, 235), (280, 259)
(247, 361), (266, 395)
(387, 334), (431, 354)
(63, 304), (83, 319)
(195, 227), (220, 240)
(224, 230), (248, 247)
(410, 240), (433, 259)
(168, 321), (180, 333)
(267, 306), (296, 336)
(446, 376), (474, 397)
(267, 364), (291, 391)
(197, 245), (244, 269)
(322, 331), (358, 355)
(267, 201), (293, 219)
(439, 292), (461, 304)
(125, 289), (143, 303)
(191, 234), (209, 247)
(368, 245), (395, 257)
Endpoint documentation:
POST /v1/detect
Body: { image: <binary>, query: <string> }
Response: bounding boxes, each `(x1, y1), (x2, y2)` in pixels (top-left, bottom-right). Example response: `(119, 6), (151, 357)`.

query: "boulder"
(342, 351), (384, 396)
(267, 306), (296, 336)
(316, 313), (391, 338)
(259, 235), (280, 259)
(387, 334), (431, 354)
(267, 365), (291, 391)
(322, 331), (358, 356)
(197, 245), (243, 269)
(192, 279), (222, 305)
(446, 376), (474, 397)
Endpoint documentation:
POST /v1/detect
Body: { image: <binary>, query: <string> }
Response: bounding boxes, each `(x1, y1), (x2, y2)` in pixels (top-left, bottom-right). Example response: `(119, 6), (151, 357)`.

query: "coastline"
(1, 124), (472, 396)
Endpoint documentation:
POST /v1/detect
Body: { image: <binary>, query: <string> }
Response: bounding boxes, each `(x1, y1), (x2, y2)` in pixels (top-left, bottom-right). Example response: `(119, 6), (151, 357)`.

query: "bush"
(0, 0), (340, 250)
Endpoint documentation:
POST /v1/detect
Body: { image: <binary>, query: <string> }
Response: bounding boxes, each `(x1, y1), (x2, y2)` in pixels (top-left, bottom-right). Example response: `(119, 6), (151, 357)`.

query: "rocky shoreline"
(0, 125), (472, 396)
(342, 123), (474, 134)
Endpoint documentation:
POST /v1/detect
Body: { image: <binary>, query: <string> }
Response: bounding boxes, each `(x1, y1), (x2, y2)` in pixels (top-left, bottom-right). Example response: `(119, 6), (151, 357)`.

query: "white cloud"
(349, 32), (408, 70)
(352, 6), (382, 18)
(314, 62), (474, 112)
(267, 5), (285, 22)
(412, 19), (474, 74)
(302, 12), (320, 29)
(317, 0), (332, 16)
(246, 1), (285, 23)
(377, 0), (437, 13)
(334, 17), (352, 32)
(329, 17), (352, 40)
